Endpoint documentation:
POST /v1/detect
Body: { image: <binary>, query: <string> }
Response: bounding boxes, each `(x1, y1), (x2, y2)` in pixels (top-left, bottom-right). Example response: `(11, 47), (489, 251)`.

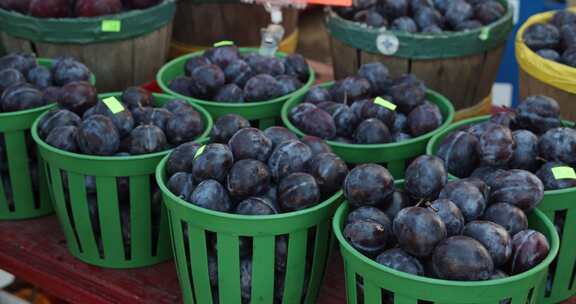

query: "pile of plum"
(336, 0), (506, 33)
(168, 45), (310, 103)
(288, 62), (443, 144)
(437, 95), (576, 192)
(37, 86), (206, 156)
(0, 0), (161, 18)
(1, 52), (91, 113)
(523, 10), (576, 67)
(165, 113), (348, 214)
(343, 155), (550, 282)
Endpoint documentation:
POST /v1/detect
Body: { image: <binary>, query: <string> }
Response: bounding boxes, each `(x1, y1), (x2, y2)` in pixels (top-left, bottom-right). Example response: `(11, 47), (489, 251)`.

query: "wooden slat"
(132, 25), (171, 86)
(360, 51), (410, 79)
(0, 33), (33, 53)
(329, 37), (358, 80)
(172, 3), (227, 45)
(519, 68), (576, 121)
(473, 46), (506, 103)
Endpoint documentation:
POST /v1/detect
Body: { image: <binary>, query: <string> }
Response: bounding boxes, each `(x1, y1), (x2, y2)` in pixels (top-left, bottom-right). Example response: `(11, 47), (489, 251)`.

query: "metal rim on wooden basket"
(156, 47), (316, 109)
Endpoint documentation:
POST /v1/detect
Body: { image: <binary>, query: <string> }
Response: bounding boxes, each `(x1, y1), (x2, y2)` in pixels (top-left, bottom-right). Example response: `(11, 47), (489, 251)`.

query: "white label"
(376, 32), (399, 55)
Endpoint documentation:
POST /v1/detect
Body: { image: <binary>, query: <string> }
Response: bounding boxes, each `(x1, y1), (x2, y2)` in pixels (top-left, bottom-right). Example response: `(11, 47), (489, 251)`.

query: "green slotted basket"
(156, 47), (315, 130)
(281, 83), (455, 179)
(156, 156), (343, 304)
(0, 58), (95, 220)
(427, 115), (576, 303)
(333, 191), (560, 304)
(31, 93), (213, 268)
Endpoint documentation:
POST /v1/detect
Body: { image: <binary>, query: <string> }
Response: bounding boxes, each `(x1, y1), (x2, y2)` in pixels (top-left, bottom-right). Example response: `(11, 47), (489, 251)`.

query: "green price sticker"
(194, 145), (206, 160)
(479, 27), (490, 41)
(552, 166), (576, 180)
(374, 97), (397, 111)
(101, 20), (121, 32)
(102, 96), (125, 114)
(213, 40), (234, 48)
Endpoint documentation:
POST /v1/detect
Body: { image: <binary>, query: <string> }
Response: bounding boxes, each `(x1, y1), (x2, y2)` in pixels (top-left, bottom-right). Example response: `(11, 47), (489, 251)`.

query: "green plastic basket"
(281, 83), (455, 178)
(0, 58), (95, 220)
(156, 48), (315, 130)
(333, 190), (560, 304)
(156, 156), (343, 304)
(427, 115), (576, 303)
(31, 93), (212, 268)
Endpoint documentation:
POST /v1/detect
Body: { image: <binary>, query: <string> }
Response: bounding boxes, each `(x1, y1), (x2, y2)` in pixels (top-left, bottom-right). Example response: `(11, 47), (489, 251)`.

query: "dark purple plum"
(168, 76), (192, 97)
(189, 64), (225, 99)
(121, 87), (152, 109)
(45, 126), (78, 152)
(466, 121), (499, 138)
(552, 10), (576, 28)
(405, 155), (447, 201)
(0, 84), (44, 112)
(296, 108), (337, 139)
(235, 197), (278, 215)
(463, 177), (490, 200)
(437, 130), (479, 178)
(489, 169), (544, 211)
(210, 114), (250, 144)
(278, 172), (320, 211)
(382, 191), (413, 219)
(475, 1), (505, 25)
(268, 139), (313, 182)
(227, 159), (271, 200)
(538, 127), (576, 166)
(184, 56), (211, 76)
(0, 53), (36, 73)
(167, 172), (195, 200)
(319, 102), (361, 137)
(523, 23), (560, 51)
(378, 0), (408, 19)
(464, 221), (512, 267)
(430, 199), (465, 236)
(431, 236), (494, 281)
(414, 6), (444, 29)
(228, 127), (273, 162)
(422, 24), (443, 33)
(57, 81), (97, 115)
(329, 76), (371, 104)
(482, 203), (528, 236)
(509, 230), (550, 274)
(471, 166), (507, 187)
(244, 54), (285, 76)
(276, 75), (303, 96)
(244, 74), (283, 101)
(516, 96), (561, 134)
(283, 53), (310, 82)
(393, 207), (447, 257)
(204, 46), (241, 69)
(439, 180), (486, 222)
(358, 62), (391, 95)
(214, 84), (245, 103)
(0, 68), (25, 94)
(393, 132), (412, 142)
(38, 108), (82, 139)
(353, 9), (387, 27)
(560, 24), (576, 50)
(301, 136), (332, 154)
(263, 126), (297, 148)
(392, 112), (409, 133)
(192, 143), (234, 184)
(346, 206), (391, 228)
(353, 118), (392, 144)
(51, 57), (91, 86)
(239, 259), (252, 301)
(387, 74), (426, 113)
(307, 152), (348, 195)
(42, 86), (61, 105)
(163, 99), (193, 114)
(87, 100), (134, 137)
(303, 86), (332, 104)
(128, 125), (167, 155)
(432, 0), (448, 13)
(165, 110), (204, 144)
(76, 114), (120, 156)
(478, 124), (515, 167)
(536, 162), (576, 190)
(509, 130), (539, 171)
(360, 99), (396, 128)
(223, 60), (253, 87)
(408, 102), (442, 137)
(288, 102), (317, 126)
(26, 66), (52, 89)
(336, 172), (383, 208)
(490, 111), (517, 129)
(375, 248), (424, 275)
(537, 49), (561, 62)
(344, 219), (390, 257)
(190, 179), (231, 212)
(445, 0), (474, 28)
(166, 142), (201, 176)
(391, 17), (418, 32)
(137, 108), (173, 130)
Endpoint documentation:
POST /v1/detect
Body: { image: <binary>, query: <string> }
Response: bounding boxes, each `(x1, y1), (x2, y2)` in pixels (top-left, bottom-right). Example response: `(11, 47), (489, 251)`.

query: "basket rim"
(332, 201), (560, 287)
(156, 155), (343, 222)
(31, 92), (213, 162)
(426, 115), (576, 197)
(156, 47), (316, 108)
(280, 82), (456, 149)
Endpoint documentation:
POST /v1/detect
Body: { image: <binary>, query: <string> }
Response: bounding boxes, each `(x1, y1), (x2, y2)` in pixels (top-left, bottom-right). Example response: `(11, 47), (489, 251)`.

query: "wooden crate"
(519, 67), (576, 120)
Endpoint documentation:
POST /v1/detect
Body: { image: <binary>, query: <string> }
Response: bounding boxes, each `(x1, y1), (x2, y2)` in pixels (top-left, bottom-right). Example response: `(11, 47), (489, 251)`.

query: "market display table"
(0, 215), (348, 304)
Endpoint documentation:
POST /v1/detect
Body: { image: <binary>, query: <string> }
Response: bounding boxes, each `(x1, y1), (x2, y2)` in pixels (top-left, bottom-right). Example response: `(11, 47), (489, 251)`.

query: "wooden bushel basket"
(325, 0), (513, 117)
